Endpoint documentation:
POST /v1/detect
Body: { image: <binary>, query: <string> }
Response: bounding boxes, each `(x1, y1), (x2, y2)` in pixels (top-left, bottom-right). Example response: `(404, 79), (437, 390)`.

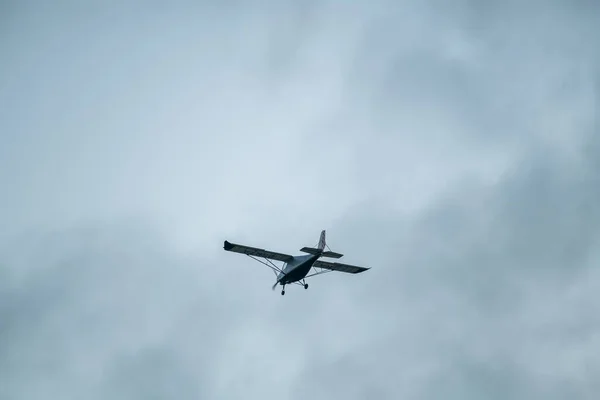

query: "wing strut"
(247, 254), (284, 277)
(305, 267), (333, 278)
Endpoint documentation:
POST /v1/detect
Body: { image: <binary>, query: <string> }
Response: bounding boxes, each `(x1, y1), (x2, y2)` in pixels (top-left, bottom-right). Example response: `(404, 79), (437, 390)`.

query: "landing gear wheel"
(304, 284), (309, 289)
(281, 290), (285, 295)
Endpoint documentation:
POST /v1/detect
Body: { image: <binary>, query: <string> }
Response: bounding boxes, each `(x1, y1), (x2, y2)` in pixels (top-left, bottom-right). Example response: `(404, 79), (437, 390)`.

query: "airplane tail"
(318, 229), (326, 250)
(299, 230), (344, 258)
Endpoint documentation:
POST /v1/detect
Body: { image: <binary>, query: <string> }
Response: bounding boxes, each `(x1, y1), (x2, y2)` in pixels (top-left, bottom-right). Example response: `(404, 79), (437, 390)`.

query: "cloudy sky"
(1, 1), (599, 399)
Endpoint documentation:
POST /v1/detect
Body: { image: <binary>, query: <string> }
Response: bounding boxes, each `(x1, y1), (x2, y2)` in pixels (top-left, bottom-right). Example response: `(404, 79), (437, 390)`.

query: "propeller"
(272, 280), (279, 290)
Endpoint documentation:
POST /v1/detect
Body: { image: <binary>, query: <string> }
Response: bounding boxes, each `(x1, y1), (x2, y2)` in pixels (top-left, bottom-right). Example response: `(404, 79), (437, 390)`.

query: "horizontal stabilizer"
(300, 247), (320, 255)
(321, 251), (344, 259)
(300, 247), (343, 258)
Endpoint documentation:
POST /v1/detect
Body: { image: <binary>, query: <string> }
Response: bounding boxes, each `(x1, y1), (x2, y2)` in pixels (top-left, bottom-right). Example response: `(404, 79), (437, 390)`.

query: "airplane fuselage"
(277, 253), (321, 285)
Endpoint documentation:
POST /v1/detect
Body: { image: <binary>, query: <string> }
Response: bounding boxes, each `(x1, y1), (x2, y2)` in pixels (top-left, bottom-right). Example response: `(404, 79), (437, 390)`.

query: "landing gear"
(279, 281), (308, 294)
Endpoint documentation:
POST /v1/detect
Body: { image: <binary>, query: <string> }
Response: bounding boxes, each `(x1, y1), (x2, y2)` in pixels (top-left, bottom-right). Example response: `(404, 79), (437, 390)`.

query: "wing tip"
(354, 266), (370, 273)
(223, 240), (233, 250)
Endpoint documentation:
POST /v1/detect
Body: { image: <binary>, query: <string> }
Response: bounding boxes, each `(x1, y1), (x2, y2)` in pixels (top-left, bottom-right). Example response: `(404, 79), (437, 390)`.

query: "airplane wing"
(223, 240), (293, 262)
(313, 260), (370, 274)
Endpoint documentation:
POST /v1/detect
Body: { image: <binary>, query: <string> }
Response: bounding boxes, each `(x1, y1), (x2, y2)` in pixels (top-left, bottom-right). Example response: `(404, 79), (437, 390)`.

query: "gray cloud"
(311, 133), (600, 399)
(1, 0), (599, 399)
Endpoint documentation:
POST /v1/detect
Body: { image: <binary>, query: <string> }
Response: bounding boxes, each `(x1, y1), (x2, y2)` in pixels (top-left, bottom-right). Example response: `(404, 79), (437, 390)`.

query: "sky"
(1, 0), (599, 399)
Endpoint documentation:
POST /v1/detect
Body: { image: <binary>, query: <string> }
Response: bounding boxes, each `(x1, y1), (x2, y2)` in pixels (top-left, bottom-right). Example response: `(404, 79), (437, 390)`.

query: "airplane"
(223, 230), (370, 295)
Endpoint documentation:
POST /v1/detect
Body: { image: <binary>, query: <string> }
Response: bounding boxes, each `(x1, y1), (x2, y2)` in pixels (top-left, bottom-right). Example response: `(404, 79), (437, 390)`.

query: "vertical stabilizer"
(318, 230), (326, 250)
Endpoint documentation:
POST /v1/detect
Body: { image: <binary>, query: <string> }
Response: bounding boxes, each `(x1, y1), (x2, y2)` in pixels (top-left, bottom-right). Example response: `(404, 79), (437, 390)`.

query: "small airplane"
(223, 230), (370, 295)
